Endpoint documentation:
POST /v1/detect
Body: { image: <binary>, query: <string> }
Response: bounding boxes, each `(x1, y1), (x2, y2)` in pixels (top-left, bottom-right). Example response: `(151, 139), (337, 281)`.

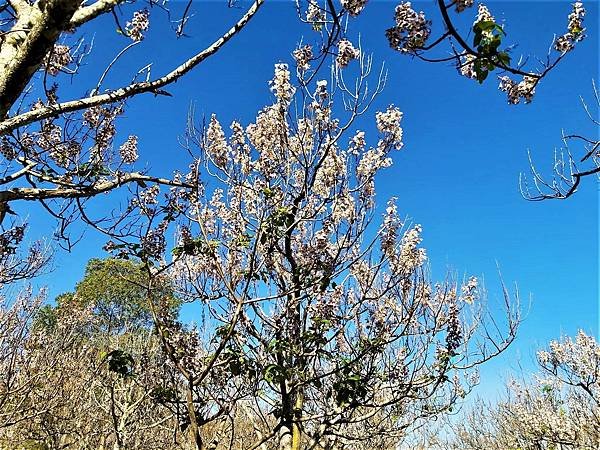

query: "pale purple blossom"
(126, 9), (150, 42)
(386, 2), (431, 54)
(336, 39), (360, 68)
(44, 44), (72, 76)
(341, 0), (368, 16)
(293, 44), (313, 71)
(119, 135), (139, 164)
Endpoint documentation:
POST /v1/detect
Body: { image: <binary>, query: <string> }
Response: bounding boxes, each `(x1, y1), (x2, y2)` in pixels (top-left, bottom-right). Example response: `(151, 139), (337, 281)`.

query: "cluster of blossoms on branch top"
(351, 0), (588, 105)
(554, 2), (586, 53)
(126, 9), (150, 42)
(386, 2), (431, 54)
(301, 0), (587, 105)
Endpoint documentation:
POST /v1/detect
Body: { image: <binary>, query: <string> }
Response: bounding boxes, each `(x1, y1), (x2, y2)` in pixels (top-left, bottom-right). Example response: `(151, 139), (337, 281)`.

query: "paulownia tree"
(0, 303), (186, 449)
(397, 1), (585, 102)
(0, 223), (51, 431)
(113, 56), (521, 450)
(0, 0), (270, 249)
(303, 0), (586, 103)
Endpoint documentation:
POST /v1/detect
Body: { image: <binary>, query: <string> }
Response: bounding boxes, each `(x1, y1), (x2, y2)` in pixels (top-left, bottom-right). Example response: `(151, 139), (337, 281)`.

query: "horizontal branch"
(0, 0), (265, 136)
(0, 172), (193, 203)
(69, 0), (125, 29)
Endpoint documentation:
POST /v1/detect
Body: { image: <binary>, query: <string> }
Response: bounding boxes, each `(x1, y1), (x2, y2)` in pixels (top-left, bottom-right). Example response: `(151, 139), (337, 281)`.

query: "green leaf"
(216, 324), (232, 338)
(490, 35), (502, 51)
(264, 364), (285, 384)
(475, 20), (497, 33)
(476, 69), (489, 84)
(106, 349), (135, 377)
(497, 52), (511, 66)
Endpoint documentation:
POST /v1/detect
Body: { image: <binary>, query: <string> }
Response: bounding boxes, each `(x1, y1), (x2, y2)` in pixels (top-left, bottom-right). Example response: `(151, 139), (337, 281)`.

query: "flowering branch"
(0, 0), (265, 135)
(0, 172), (191, 205)
(385, 1), (586, 104)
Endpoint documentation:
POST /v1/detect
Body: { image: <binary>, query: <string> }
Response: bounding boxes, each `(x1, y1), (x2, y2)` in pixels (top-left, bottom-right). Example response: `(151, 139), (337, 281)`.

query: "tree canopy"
(51, 257), (177, 333)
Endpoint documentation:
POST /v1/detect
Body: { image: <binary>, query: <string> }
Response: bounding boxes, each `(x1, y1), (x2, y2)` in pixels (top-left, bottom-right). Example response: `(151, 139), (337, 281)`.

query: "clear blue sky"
(27, 1), (598, 396)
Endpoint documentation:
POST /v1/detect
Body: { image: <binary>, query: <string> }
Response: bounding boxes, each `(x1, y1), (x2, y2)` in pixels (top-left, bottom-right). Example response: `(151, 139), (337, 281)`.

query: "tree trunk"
(291, 391), (303, 450)
(0, 0), (81, 118)
(185, 381), (204, 450)
(278, 386), (303, 450)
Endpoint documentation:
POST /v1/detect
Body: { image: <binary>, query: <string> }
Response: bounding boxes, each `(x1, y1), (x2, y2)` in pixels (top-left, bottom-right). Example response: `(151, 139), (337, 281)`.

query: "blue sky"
(26, 1), (598, 395)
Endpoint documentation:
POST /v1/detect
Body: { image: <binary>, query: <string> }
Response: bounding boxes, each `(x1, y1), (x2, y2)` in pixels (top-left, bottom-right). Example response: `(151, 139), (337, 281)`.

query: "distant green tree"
(51, 258), (178, 334)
